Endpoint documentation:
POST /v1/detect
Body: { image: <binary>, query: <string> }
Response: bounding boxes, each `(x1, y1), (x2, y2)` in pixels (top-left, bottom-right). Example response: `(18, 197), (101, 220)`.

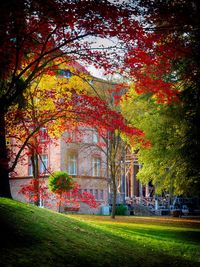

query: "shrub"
(48, 171), (74, 195)
(115, 204), (128, 215)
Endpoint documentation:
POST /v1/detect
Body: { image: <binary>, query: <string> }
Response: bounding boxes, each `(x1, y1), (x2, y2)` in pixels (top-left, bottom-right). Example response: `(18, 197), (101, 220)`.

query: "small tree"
(19, 179), (49, 206)
(71, 83), (146, 219)
(48, 171), (74, 212)
(19, 178), (99, 212)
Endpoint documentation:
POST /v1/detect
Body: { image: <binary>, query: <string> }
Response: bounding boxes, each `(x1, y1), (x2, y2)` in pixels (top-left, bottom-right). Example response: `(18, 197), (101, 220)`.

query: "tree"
(105, 131), (126, 219)
(8, 70), (145, 215)
(6, 66), (91, 173)
(19, 179), (49, 206)
(12, 65), (111, 210)
(48, 171), (99, 212)
(135, 0), (200, 195)
(19, 173), (99, 212)
(121, 85), (189, 197)
(0, 0), (147, 197)
(74, 80), (147, 218)
(48, 171), (74, 212)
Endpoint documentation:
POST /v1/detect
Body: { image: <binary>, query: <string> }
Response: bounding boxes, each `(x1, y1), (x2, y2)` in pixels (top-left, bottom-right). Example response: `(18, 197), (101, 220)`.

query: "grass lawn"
(0, 198), (200, 267)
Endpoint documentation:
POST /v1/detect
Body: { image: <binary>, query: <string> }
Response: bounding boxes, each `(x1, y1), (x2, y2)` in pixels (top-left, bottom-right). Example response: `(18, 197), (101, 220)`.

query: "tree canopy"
(121, 0), (200, 196)
(1, 0), (200, 199)
(0, 0), (147, 197)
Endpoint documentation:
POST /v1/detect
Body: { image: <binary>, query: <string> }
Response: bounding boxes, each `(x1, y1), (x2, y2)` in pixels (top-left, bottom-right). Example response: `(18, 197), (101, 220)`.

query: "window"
(39, 155), (48, 174)
(100, 190), (104, 200)
(28, 157), (33, 176)
(39, 127), (48, 142)
(68, 154), (77, 175)
(92, 131), (98, 143)
(94, 189), (98, 200)
(28, 155), (48, 176)
(92, 157), (101, 177)
(89, 189), (93, 195)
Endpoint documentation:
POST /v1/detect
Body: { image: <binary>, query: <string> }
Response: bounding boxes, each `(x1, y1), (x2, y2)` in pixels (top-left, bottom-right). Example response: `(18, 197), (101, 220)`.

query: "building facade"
(10, 127), (109, 214)
(116, 147), (153, 205)
(8, 65), (151, 213)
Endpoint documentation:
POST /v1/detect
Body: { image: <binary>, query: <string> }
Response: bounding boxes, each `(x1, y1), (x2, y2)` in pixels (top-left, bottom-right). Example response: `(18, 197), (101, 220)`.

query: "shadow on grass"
(106, 224), (200, 244)
(67, 216), (200, 267)
(0, 200), (200, 267)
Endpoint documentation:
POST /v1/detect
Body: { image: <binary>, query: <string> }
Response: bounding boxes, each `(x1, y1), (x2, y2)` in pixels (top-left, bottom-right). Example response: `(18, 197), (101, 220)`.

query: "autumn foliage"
(0, 0), (149, 197)
(19, 178), (99, 211)
(2, 0), (194, 200)
(19, 179), (48, 204)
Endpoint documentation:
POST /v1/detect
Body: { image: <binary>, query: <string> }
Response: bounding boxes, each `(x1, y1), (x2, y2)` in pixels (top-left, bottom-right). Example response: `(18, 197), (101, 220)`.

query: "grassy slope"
(0, 198), (200, 267)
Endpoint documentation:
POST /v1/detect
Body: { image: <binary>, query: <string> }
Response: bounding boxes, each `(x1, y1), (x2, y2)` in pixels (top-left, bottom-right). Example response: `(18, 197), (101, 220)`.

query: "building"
(117, 146), (154, 206)
(10, 127), (109, 214)
(8, 62), (151, 214)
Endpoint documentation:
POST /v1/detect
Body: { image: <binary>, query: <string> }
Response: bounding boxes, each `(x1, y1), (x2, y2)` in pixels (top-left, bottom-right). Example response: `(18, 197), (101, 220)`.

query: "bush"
(115, 204), (128, 215)
(48, 171), (74, 194)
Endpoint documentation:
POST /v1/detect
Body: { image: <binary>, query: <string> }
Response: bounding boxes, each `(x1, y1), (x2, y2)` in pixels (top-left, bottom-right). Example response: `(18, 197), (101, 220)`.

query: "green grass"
(0, 198), (200, 267)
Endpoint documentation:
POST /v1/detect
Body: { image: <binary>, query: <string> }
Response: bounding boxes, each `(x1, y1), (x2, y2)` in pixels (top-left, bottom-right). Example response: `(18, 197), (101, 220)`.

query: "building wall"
(12, 139), (61, 177)
(49, 139), (62, 172)
(75, 176), (108, 213)
(10, 128), (108, 214)
(10, 177), (31, 203)
(60, 129), (107, 177)
(10, 177), (61, 212)
(10, 176), (108, 214)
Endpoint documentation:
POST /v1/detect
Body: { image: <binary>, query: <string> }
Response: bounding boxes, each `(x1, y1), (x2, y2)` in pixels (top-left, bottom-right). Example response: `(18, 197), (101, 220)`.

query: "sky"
(86, 65), (105, 79)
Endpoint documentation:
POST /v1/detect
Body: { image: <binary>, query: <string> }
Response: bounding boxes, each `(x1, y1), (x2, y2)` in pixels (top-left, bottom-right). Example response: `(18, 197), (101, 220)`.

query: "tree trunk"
(111, 175), (117, 219)
(0, 111), (12, 198)
(58, 192), (62, 213)
(31, 152), (39, 206)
